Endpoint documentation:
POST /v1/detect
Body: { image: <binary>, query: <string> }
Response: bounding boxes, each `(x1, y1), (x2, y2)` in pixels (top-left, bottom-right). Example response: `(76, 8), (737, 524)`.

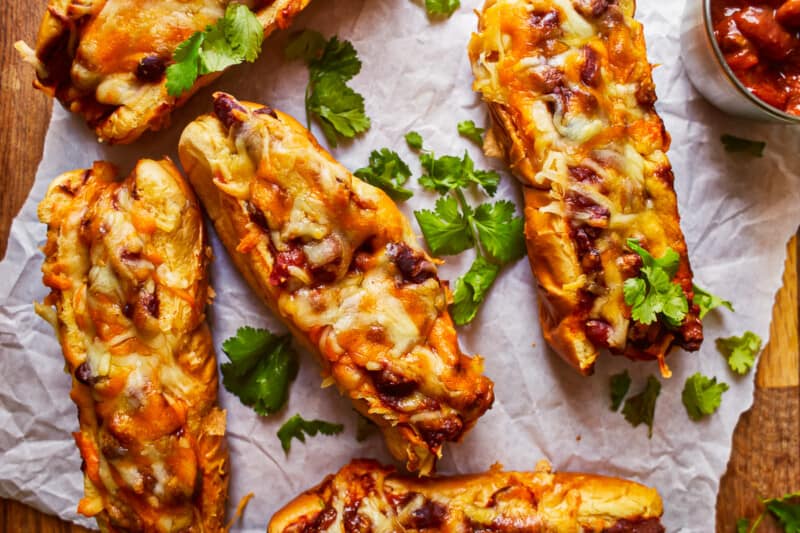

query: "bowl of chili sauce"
(682, 0), (800, 123)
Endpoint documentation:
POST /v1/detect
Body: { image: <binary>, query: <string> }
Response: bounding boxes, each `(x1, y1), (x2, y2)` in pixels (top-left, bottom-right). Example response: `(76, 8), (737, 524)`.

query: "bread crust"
(268, 459), (665, 532)
(17, 0), (312, 144)
(469, 0), (702, 375)
(36, 159), (228, 532)
(178, 93), (494, 475)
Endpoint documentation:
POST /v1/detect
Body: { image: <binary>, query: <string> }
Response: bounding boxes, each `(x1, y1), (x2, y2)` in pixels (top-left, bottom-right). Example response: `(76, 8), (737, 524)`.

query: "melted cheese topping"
(37, 160), (228, 532)
(468, 0), (700, 372)
(268, 459), (664, 533)
(22, 0), (312, 143)
(178, 94), (495, 475)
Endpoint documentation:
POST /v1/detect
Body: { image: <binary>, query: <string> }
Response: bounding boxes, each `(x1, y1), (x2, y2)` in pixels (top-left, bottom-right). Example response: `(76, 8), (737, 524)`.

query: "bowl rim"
(701, 0), (800, 124)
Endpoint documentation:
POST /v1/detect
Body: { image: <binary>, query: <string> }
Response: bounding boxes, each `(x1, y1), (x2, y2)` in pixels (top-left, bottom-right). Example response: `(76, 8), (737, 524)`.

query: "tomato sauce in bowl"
(711, 0), (800, 115)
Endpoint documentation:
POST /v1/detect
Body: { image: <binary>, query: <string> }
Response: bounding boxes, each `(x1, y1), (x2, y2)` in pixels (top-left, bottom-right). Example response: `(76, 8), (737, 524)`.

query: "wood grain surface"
(0, 1), (798, 532)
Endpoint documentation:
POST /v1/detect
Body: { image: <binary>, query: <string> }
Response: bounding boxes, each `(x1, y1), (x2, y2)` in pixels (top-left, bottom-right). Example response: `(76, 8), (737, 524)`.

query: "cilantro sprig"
(717, 331), (763, 375)
(693, 283), (734, 319)
(355, 149), (413, 201)
(166, 4), (264, 97)
(682, 372), (729, 421)
(285, 30), (370, 146)
(406, 131), (424, 151)
(458, 120), (485, 145)
(738, 492), (800, 533)
(623, 239), (688, 328)
(277, 414), (344, 453)
(412, 138), (524, 324)
(220, 327), (298, 415)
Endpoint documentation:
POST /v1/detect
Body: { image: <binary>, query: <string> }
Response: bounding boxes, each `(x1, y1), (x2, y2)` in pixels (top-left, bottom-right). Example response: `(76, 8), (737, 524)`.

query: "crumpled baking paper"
(1, 1), (799, 531)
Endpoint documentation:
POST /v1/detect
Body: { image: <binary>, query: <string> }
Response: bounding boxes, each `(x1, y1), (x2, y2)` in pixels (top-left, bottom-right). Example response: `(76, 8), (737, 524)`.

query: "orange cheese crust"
(36, 159), (228, 532)
(16, 0), (311, 144)
(468, 0), (703, 375)
(178, 93), (495, 476)
(268, 459), (665, 532)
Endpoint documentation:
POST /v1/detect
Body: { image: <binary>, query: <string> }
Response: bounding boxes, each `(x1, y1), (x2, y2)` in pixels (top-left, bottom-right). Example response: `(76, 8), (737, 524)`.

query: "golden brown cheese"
(178, 93), (495, 475)
(468, 0), (703, 376)
(16, 0), (312, 144)
(36, 159), (228, 532)
(268, 459), (665, 532)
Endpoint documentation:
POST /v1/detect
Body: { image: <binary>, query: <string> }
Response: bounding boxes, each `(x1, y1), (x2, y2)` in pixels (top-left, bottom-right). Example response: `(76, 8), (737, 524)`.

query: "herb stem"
(454, 188), (483, 259)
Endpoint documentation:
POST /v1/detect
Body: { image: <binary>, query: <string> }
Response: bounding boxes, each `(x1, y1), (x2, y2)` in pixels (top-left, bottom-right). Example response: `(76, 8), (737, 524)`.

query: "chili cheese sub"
(36, 159), (228, 531)
(468, 0), (703, 376)
(178, 93), (495, 475)
(268, 459), (665, 532)
(16, 0), (312, 144)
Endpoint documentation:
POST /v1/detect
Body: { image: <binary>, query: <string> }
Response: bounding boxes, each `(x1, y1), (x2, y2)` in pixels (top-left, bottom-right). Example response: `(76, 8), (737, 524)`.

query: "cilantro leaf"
(287, 33), (370, 145)
(425, 0), (461, 17)
(736, 518), (749, 533)
(458, 120), (485, 145)
(310, 37), (361, 81)
(166, 32), (205, 97)
(277, 414), (344, 453)
(610, 370), (632, 411)
(764, 493), (800, 533)
(450, 257), (501, 325)
(220, 327), (298, 416)
(472, 200), (526, 264)
(419, 151), (499, 196)
(307, 73), (370, 146)
(627, 239), (680, 278)
(166, 4), (263, 97)
(721, 134), (766, 157)
(623, 240), (688, 327)
(716, 331), (762, 375)
(414, 196), (474, 256)
(221, 3), (264, 62)
(622, 375), (661, 438)
(355, 149), (413, 201)
(284, 30), (326, 61)
(682, 373), (729, 421)
(693, 283), (734, 319)
(406, 131), (423, 151)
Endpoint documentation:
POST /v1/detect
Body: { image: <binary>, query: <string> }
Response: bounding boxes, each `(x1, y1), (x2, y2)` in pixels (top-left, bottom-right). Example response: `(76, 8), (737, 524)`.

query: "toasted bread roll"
(468, 0), (703, 376)
(36, 159), (228, 531)
(16, 0), (312, 144)
(178, 93), (494, 475)
(268, 459), (665, 532)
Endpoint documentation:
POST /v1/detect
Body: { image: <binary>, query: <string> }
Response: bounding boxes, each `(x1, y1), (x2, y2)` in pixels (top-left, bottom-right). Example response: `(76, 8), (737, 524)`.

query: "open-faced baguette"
(178, 93), (495, 475)
(36, 159), (228, 531)
(268, 459), (665, 532)
(16, 0), (312, 144)
(468, 0), (703, 376)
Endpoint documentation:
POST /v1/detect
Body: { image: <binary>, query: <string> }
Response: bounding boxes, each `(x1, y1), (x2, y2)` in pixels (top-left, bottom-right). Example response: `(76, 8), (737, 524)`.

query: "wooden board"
(0, 1), (798, 531)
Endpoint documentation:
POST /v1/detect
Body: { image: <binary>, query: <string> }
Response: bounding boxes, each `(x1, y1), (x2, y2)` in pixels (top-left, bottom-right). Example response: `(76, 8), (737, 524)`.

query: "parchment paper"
(2, 1), (799, 531)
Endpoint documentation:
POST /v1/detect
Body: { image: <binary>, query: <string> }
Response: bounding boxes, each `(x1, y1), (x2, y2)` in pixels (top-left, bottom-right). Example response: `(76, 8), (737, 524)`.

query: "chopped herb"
(354, 148), (413, 201)
(682, 372), (729, 421)
(623, 239), (688, 327)
(406, 131), (424, 151)
(721, 134), (766, 157)
(458, 120), (485, 145)
(610, 370), (632, 411)
(622, 375), (661, 438)
(717, 331), (763, 375)
(166, 4), (264, 96)
(693, 283), (734, 319)
(220, 327), (298, 416)
(277, 414), (344, 453)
